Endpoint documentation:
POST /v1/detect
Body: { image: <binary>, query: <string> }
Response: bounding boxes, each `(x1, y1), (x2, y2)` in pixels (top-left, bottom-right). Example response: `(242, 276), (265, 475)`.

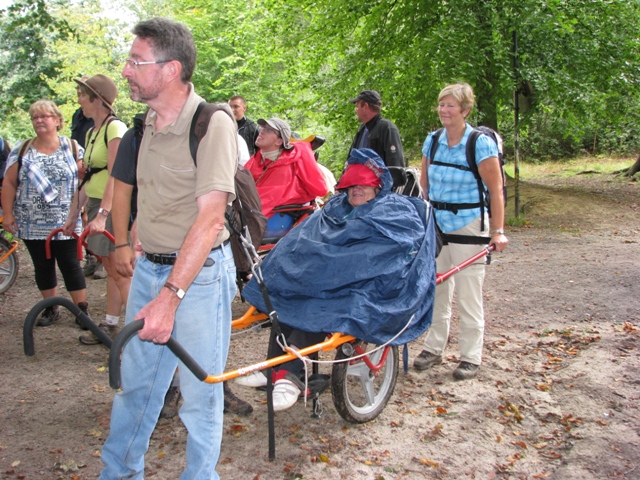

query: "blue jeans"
(100, 244), (236, 480)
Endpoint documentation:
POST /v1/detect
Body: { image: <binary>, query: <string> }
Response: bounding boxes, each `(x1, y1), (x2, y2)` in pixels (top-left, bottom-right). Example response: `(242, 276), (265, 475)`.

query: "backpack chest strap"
(430, 160), (473, 172)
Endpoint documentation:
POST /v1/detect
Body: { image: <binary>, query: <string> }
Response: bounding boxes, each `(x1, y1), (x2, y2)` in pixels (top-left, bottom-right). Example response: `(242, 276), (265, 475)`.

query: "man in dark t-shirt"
(110, 125), (139, 225)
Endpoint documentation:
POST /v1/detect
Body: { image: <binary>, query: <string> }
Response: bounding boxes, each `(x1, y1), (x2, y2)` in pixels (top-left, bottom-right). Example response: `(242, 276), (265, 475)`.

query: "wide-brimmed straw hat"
(74, 74), (118, 114)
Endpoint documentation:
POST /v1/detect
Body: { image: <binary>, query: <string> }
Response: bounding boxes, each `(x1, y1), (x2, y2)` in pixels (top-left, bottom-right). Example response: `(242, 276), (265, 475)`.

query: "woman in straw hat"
(63, 74), (129, 345)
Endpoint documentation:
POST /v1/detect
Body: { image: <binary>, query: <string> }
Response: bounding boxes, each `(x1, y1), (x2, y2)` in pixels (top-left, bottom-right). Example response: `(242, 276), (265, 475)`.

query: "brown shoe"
(413, 350), (442, 371)
(452, 361), (479, 380)
(223, 382), (253, 416)
(159, 386), (182, 419)
(92, 262), (107, 279)
(83, 254), (98, 276)
(79, 322), (119, 345)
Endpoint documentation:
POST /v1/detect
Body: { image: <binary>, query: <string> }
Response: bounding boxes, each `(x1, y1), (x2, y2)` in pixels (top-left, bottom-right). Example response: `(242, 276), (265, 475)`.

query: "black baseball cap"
(349, 90), (382, 106)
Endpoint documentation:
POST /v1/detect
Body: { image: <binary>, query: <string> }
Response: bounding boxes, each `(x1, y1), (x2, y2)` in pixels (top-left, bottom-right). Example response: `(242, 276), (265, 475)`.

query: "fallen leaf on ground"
(418, 458), (439, 468)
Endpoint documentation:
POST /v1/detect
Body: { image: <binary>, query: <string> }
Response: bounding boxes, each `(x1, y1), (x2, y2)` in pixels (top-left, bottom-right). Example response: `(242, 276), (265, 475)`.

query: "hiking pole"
(435, 244), (496, 285)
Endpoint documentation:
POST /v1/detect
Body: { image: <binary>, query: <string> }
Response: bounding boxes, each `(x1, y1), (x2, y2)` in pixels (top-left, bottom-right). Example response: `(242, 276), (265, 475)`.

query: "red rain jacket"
(245, 141), (328, 217)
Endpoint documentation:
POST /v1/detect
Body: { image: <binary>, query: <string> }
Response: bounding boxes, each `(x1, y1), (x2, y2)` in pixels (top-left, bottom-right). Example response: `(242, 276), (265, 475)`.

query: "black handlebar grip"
(109, 320), (144, 389)
(23, 297), (108, 356)
(109, 319), (209, 390)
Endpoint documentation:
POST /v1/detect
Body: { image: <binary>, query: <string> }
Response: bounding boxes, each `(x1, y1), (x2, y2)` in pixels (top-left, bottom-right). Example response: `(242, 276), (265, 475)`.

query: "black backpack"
(133, 103), (267, 277)
(427, 126), (506, 234)
(188, 102), (267, 276)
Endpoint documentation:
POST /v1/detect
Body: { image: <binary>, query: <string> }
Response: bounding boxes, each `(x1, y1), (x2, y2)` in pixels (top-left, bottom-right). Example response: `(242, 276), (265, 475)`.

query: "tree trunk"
(473, 1), (499, 131)
(622, 156), (640, 177)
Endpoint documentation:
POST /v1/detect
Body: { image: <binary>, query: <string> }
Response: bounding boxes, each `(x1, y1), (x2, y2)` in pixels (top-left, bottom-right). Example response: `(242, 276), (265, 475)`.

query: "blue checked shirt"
(422, 124), (498, 233)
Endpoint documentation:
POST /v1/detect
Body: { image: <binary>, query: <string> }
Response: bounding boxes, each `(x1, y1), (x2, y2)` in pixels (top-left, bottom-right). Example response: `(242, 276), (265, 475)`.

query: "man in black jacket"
(348, 90), (405, 167)
(229, 95), (259, 156)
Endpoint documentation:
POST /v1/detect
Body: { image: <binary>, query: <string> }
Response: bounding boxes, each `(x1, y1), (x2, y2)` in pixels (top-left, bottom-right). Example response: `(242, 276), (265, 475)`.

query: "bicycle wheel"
(331, 342), (398, 424)
(0, 237), (18, 294)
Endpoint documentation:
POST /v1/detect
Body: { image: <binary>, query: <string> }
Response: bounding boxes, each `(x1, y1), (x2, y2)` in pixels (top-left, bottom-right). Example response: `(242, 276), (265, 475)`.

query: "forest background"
(2, 0), (640, 176)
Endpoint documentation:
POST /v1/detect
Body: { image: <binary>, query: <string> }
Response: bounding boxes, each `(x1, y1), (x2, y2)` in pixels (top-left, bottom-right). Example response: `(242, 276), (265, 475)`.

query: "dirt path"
(1, 173), (639, 480)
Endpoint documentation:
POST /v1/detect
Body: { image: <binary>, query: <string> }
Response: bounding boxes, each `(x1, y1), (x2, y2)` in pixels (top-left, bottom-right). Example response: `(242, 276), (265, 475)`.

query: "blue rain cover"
(241, 149), (437, 346)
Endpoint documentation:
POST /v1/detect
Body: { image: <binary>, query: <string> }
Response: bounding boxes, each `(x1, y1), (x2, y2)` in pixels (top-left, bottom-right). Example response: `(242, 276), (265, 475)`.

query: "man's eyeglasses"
(124, 58), (170, 68)
(31, 114), (55, 122)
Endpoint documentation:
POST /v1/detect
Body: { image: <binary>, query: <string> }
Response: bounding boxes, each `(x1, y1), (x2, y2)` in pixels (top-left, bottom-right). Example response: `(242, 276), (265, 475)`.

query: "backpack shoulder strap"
(15, 137), (35, 180)
(428, 128), (444, 162)
(189, 102), (208, 165)
(18, 137), (35, 164)
(464, 128), (483, 180)
(103, 116), (118, 147)
(465, 127), (491, 231)
(189, 102), (236, 166)
(132, 111), (148, 162)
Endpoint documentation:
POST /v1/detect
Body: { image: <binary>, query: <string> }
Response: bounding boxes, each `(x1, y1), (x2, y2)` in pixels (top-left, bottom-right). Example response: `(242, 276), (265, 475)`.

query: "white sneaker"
(235, 371), (268, 388)
(272, 379), (301, 412)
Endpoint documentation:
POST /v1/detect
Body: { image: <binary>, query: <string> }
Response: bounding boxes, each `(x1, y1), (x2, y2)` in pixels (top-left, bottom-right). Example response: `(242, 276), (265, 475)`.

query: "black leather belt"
(145, 240), (230, 266)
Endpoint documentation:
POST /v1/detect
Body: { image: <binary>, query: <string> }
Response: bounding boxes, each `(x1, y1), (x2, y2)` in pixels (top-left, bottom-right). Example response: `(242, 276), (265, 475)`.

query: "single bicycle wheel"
(331, 341), (398, 423)
(0, 236), (18, 294)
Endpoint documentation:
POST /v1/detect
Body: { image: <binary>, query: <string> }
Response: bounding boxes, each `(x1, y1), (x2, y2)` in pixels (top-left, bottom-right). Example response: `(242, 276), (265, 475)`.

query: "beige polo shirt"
(137, 85), (238, 254)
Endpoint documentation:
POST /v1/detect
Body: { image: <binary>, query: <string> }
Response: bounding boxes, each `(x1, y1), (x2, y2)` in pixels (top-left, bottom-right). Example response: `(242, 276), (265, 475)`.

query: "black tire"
(331, 342), (398, 424)
(0, 237), (18, 294)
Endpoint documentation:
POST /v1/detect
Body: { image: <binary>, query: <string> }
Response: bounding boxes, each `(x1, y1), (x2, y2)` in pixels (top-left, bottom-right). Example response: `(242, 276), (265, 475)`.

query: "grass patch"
(506, 216), (529, 228)
(505, 156), (634, 180)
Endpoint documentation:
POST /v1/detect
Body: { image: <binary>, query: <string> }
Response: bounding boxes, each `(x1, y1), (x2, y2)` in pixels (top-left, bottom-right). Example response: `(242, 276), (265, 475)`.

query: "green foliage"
(2, 0), (640, 168)
(0, 0), (143, 143)
(0, 0), (75, 123)
(48, 0), (141, 127)
(251, 0), (640, 164)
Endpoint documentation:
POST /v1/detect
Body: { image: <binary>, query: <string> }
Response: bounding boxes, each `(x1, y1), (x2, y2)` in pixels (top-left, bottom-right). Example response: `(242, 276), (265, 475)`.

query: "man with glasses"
(245, 117), (328, 218)
(99, 17), (237, 480)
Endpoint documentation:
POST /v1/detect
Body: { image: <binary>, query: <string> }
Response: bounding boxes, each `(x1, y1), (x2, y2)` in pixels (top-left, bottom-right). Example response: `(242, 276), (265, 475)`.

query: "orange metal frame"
(202, 306), (357, 385)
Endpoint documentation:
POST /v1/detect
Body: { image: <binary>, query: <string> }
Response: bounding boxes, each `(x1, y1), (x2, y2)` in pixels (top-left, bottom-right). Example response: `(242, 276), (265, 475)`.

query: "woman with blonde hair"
(414, 82), (508, 380)
(1, 100), (88, 325)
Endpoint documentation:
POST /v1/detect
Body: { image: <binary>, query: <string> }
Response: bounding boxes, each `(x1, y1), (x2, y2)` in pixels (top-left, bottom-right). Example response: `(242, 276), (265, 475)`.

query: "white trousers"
(423, 217), (488, 365)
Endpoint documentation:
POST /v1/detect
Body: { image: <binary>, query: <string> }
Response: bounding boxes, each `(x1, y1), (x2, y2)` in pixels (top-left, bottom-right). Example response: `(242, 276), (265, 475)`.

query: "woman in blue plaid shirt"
(414, 83), (509, 380)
